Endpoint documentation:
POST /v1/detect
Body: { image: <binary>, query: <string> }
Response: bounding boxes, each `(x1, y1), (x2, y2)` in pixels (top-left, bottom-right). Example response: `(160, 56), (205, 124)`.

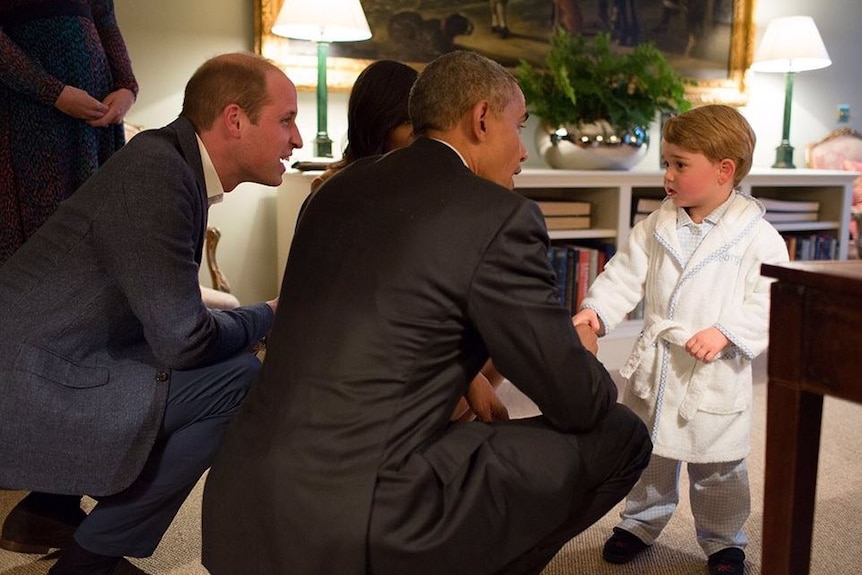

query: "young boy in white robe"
(573, 104), (789, 575)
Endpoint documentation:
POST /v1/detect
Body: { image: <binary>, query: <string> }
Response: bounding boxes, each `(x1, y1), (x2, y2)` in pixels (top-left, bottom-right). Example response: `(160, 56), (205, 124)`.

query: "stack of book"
(760, 197), (820, 223)
(536, 200), (591, 230)
(631, 197), (665, 226)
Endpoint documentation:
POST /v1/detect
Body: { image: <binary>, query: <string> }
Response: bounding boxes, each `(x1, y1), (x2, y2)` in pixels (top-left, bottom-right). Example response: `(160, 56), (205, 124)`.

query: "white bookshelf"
(277, 167), (857, 369)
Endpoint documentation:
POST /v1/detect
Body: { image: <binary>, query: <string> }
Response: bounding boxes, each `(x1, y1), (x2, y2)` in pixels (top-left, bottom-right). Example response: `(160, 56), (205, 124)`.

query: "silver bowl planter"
(536, 120), (649, 170)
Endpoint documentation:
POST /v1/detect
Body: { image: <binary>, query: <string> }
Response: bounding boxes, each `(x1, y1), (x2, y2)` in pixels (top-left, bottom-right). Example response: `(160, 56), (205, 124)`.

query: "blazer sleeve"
(466, 200), (618, 432)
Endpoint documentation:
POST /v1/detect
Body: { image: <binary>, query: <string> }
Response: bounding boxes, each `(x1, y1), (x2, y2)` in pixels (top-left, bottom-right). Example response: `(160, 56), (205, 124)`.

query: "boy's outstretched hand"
(572, 308), (601, 333)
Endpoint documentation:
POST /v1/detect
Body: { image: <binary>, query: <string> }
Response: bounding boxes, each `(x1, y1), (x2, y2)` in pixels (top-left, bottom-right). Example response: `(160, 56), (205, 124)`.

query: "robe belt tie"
(619, 317), (709, 422)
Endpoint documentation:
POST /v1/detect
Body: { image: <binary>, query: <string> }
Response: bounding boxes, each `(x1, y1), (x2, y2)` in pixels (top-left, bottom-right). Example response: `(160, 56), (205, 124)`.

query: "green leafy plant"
(516, 30), (692, 130)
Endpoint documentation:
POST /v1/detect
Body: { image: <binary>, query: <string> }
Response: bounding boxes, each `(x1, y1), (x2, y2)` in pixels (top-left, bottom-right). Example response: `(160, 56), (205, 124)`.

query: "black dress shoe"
(0, 492), (86, 554)
(47, 540), (152, 575)
(47, 539), (118, 575)
(112, 559), (152, 575)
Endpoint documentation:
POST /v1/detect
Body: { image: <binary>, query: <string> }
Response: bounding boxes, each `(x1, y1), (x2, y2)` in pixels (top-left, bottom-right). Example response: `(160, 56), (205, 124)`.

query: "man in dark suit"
(201, 50), (651, 575)
(0, 52), (303, 575)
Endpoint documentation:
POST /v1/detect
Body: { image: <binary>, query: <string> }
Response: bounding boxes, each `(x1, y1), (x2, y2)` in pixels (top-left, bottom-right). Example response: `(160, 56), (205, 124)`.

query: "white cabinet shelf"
(548, 228), (617, 240)
(277, 167), (856, 369)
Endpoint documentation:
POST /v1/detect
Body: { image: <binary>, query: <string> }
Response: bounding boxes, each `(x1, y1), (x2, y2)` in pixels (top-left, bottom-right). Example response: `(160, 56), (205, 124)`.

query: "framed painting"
(255, 0), (756, 105)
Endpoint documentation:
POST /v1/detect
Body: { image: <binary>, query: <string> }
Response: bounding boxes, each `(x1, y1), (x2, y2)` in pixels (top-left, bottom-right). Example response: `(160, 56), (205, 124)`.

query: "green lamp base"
(772, 142), (795, 169)
(314, 133), (333, 159)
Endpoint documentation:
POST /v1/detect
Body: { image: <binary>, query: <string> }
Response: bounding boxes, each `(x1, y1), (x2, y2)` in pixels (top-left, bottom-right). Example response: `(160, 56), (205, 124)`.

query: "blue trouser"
(75, 352), (261, 557)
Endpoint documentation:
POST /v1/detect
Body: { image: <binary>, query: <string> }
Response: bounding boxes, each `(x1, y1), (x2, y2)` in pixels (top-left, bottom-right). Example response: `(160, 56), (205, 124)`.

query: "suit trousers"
(74, 352), (261, 557)
(491, 403), (652, 575)
(368, 402), (651, 575)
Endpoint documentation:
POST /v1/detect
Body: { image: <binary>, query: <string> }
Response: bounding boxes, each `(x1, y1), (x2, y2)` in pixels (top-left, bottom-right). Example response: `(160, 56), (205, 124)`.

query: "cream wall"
(114, 0), (862, 303)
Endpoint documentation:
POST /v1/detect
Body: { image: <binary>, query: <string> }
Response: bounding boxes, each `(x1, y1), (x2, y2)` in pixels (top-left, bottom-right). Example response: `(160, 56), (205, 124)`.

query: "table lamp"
(271, 0), (372, 158)
(750, 15), (831, 169)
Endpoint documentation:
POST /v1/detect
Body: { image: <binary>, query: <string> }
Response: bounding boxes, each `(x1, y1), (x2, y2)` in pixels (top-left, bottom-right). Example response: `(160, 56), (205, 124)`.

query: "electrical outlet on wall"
(837, 104), (851, 124)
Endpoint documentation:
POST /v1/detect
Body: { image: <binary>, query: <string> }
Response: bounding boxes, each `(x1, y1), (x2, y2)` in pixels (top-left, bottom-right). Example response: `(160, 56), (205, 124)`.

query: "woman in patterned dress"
(0, 0), (138, 265)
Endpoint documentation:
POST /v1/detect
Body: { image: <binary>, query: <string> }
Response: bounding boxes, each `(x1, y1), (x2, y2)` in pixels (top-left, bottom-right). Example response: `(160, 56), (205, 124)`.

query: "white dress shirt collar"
(196, 135), (224, 206)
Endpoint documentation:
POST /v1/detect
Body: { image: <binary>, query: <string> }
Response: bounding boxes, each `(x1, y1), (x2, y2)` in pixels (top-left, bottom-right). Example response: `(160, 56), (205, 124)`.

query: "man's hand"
(451, 370), (509, 422)
(575, 323), (599, 356)
(572, 308), (601, 333)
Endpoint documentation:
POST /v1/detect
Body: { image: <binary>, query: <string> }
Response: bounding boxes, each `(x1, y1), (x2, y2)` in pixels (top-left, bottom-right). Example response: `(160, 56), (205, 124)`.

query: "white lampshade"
(751, 16), (831, 74)
(271, 0), (372, 43)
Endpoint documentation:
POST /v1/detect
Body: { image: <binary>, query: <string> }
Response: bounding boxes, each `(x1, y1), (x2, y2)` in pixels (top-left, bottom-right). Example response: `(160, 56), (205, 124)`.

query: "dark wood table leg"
(761, 381), (824, 575)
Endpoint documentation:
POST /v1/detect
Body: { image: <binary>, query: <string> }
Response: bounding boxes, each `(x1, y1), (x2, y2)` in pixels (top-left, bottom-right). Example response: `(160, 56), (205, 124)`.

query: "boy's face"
(661, 141), (734, 223)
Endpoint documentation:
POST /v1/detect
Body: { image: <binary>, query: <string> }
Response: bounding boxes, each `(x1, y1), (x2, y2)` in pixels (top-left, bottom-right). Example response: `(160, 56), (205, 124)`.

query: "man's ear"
(471, 101), (490, 141)
(222, 104), (244, 138)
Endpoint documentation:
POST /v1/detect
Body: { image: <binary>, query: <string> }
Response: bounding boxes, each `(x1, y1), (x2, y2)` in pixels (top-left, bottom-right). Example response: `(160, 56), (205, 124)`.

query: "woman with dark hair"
(311, 58), (507, 423)
(311, 59), (418, 191)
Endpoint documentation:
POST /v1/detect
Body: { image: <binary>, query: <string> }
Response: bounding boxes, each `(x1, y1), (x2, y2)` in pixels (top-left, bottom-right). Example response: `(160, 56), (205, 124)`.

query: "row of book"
(784, 232), (838, 261)
(547, 241), (616, 314)
(547, 241), (646, 320)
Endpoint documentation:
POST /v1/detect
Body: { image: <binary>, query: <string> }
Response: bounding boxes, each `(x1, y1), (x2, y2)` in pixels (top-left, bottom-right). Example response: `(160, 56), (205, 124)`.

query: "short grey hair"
(409, 50), (518, 136)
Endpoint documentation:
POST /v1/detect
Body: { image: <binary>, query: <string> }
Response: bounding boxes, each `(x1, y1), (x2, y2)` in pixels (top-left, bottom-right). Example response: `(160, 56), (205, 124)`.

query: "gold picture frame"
(254, 0), (756, 106)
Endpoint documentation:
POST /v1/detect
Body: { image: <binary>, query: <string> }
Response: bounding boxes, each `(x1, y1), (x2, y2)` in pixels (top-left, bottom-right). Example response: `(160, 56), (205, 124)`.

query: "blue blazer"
(0, 117), (273, 496)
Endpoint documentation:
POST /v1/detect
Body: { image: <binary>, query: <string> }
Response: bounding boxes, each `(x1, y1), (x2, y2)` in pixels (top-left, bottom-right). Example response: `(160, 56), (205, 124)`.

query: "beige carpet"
(3, 357), (861, 574)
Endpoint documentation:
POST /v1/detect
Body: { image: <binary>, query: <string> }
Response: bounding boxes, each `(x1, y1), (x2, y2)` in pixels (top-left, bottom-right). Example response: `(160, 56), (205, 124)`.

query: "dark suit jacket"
(0, 117), (273, 496)
(201, 138), (618, 575)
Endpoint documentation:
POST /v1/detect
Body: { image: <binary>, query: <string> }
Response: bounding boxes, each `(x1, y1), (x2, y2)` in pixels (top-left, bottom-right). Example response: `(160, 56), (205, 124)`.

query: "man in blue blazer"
(0, 52), (302, 574)
(202, 50), (651, 575)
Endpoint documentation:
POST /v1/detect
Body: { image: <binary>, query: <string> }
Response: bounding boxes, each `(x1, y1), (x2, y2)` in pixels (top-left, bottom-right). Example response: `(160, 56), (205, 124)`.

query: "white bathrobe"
(582, 191), (789, 463)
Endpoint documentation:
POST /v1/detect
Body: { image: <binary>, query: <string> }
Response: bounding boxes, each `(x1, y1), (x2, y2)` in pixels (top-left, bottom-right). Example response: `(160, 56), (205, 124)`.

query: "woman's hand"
(54, 85), (108, 121)
(89, 88), (136, 127)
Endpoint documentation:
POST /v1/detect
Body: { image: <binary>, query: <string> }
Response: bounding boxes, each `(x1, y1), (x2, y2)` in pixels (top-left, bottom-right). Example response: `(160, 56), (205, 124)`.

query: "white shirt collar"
(676, 191), (734, 228)
(430, 137), (469, 167)
(195, 134), (224, 206)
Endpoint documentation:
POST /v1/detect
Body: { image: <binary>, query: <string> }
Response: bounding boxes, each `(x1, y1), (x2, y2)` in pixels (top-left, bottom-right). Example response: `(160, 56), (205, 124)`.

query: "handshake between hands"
(572, 308), (729, 364)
